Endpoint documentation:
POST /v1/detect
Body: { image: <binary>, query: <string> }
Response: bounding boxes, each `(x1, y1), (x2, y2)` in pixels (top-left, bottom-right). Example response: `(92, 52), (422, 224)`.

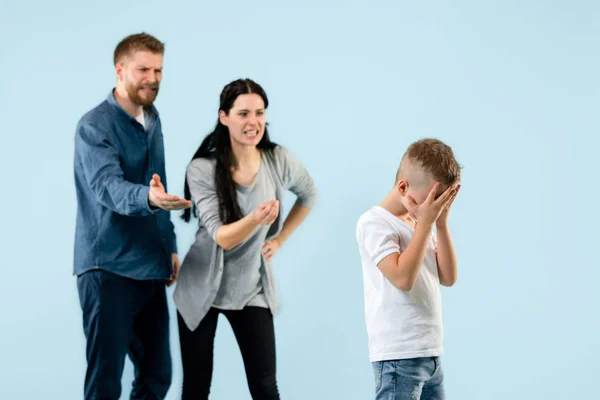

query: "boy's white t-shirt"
(356, 206), (443, 362)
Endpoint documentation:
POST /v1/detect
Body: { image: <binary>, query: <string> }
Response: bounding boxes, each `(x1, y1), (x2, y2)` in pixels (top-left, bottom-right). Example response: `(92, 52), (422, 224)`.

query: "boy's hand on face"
(407, 182), (459, 226)
(437, 184), (460, 227)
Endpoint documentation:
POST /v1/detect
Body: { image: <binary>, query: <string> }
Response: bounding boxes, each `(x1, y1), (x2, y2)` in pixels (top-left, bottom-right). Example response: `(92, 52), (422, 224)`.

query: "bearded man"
(72, 32), (190, 400)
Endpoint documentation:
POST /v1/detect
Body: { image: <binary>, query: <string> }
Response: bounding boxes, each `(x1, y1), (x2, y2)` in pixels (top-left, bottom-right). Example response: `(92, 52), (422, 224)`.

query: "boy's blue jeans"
(372, 357), (445, 400)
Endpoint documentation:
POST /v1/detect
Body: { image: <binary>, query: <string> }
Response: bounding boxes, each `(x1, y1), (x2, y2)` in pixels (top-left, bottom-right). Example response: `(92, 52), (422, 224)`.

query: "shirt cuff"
(373, 248), (400, 266)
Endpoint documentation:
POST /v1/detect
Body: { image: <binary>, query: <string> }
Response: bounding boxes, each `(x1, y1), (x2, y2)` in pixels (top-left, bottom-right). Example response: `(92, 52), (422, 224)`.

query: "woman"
(174, 78), (317, 399)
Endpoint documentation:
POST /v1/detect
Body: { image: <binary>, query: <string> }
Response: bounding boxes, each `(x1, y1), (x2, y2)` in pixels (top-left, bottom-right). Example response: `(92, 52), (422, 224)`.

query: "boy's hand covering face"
(406, 183), (459, 225)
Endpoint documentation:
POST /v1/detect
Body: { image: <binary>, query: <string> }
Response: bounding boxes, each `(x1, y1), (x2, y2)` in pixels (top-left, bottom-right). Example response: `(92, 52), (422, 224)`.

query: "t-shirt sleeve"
(356, 213), (400, 266)
(186, 158), (223, 240)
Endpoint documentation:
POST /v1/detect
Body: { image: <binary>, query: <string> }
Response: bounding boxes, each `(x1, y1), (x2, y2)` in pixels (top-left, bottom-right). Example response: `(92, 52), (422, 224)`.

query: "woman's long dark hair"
(182, 78), (277, 224)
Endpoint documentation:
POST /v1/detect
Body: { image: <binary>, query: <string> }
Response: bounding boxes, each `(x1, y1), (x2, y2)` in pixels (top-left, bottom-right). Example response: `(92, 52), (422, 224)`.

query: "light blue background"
(1, 1), (598, 399)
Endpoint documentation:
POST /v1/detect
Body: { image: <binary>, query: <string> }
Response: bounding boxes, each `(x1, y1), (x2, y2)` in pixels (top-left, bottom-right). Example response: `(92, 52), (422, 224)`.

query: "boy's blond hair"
(395, 138), (461, 186)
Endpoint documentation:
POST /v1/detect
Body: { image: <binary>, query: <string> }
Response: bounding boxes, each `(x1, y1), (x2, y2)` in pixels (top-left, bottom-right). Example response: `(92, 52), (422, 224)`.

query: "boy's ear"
(396, 179), (408, 195)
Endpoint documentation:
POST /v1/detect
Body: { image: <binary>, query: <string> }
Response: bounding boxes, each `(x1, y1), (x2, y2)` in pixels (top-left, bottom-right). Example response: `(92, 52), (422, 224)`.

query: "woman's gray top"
(174, 146), (317, 331)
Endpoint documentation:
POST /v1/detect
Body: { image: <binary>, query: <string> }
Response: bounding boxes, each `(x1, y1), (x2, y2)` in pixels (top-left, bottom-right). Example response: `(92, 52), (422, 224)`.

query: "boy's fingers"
(441, 192), (455, 208)
(407, 195), (417, 207)
(405, 196), (418, 219)
(443, 189), (459, 208)
(427, 182), (441, 202)
(436, 185), (455, 205)
(407, 196), (419, 212)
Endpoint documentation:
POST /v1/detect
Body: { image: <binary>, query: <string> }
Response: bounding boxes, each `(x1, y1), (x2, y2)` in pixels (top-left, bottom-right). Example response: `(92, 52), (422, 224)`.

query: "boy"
(355, 138), (461, 399)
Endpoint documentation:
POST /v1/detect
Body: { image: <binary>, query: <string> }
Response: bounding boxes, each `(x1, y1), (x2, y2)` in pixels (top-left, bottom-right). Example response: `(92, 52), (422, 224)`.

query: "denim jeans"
(77, 270), (172, 400)
(372, 357), (445, 400)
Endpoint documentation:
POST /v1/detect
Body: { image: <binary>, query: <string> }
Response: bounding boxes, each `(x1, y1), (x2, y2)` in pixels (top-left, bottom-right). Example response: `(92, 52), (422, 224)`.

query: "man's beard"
(126, 82), (159, 106)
